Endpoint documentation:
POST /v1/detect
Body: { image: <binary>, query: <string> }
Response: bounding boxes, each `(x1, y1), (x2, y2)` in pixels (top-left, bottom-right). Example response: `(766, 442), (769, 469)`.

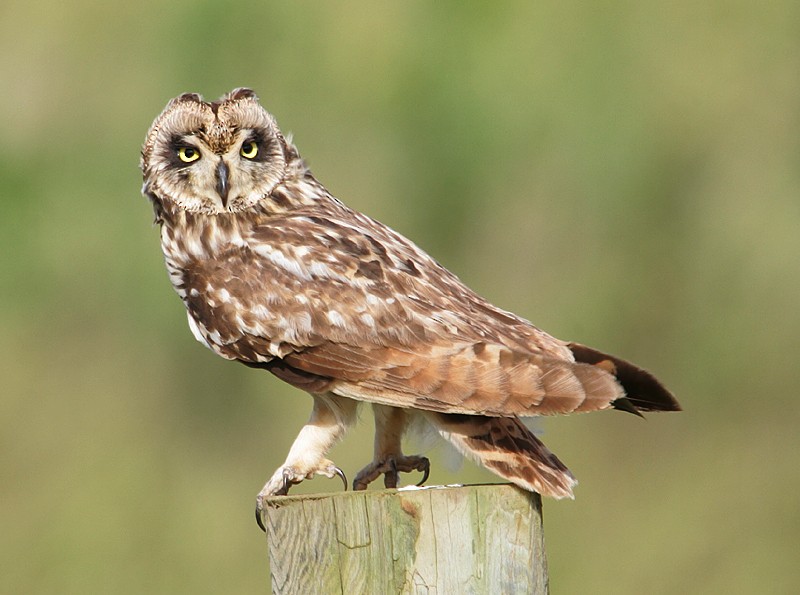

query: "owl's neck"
(269, 169), (332, 213)
(157, 171), (338, 265)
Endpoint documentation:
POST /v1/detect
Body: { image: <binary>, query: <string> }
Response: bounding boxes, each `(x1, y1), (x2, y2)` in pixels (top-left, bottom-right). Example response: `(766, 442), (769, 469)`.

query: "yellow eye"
(177, 146), (200, 163)
(241, 141), (258, 159)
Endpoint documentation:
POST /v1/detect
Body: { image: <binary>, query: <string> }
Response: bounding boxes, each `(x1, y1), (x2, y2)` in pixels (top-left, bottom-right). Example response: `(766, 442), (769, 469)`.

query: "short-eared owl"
(140, 88), (680, 530)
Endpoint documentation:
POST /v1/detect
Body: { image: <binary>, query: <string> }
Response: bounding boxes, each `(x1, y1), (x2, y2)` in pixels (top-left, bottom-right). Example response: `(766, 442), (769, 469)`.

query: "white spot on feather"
(309, 261), (336, 279)
(252, 245), (311, 280)
(250, 304), (271, 319)
(183, 234), (205, 258)
(327, 310), (346, 327)
(186, 313), (213, 350)
(294, 311), (313, 333)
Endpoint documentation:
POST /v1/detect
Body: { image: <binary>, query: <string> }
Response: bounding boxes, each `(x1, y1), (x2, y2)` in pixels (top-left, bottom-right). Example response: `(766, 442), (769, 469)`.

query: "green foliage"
(1, 1), (798, 592)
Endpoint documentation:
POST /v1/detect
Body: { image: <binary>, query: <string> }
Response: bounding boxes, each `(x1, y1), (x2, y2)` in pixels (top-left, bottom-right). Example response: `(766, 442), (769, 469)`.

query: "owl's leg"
(353, 404), (430, 490)
(256, 393), (357, 527)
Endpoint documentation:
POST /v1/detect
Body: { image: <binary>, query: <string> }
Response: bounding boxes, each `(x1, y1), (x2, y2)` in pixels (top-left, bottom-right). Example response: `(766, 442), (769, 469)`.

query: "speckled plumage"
(141, 89), (680, 526)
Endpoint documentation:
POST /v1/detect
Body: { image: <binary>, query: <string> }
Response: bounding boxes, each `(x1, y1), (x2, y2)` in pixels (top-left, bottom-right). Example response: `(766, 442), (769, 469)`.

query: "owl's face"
(141, 88), (289, 215)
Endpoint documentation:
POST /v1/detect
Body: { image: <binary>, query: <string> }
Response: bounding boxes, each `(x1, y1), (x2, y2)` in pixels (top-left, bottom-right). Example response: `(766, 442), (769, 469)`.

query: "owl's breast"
(159, 222), (316, 363)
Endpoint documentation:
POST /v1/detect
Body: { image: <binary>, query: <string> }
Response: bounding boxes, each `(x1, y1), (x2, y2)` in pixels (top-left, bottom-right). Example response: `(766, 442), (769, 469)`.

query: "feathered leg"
(257, 393), (357, 503)
(353, 404), (429, 490)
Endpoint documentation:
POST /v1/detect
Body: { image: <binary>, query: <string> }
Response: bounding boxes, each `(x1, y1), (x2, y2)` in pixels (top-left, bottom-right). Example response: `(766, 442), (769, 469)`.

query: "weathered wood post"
(262, 483), (548, 594)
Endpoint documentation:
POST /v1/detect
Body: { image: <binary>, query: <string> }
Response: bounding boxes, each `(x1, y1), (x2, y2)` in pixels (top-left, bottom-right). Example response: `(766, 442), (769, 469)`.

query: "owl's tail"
(567, 342), (682, 414)
(429, 412), (577, 498)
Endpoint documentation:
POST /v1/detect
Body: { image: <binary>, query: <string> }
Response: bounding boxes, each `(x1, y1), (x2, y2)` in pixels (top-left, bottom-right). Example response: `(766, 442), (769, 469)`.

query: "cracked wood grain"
(263, 484), (548, 594)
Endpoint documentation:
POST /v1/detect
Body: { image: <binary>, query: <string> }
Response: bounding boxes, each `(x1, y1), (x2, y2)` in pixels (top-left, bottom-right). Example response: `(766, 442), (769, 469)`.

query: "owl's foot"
(261, 459), (348, 496)
(255, 460), (347, 532)
(353, 454), (430, 490)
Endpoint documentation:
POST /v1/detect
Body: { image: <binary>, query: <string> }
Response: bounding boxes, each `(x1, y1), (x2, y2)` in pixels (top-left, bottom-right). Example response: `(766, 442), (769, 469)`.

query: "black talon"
(255, 506), (266, 532)
(333, 466), (348, 491)
(416, 458), (431, 487)
(279, 473), (292, 496)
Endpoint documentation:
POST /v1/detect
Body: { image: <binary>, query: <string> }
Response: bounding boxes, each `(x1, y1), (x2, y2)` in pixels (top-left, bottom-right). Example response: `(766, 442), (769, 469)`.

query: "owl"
(141, 88), (680, 531)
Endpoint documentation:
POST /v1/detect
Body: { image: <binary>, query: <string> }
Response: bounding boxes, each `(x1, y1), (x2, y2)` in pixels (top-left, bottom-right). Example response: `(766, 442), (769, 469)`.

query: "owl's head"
(141, 88), (297, 216)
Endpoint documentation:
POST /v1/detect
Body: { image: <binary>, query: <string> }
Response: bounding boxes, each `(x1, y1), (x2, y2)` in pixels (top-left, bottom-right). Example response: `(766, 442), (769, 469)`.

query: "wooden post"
(262, 483), (548, 594)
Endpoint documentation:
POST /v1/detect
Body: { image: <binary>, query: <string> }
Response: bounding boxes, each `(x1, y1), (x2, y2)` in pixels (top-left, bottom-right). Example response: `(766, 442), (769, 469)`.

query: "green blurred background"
(2, 1), (798, 593)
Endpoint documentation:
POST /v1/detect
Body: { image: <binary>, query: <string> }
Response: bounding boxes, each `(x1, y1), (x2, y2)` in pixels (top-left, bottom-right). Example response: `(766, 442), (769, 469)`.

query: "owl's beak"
(215, 160), (230, 208)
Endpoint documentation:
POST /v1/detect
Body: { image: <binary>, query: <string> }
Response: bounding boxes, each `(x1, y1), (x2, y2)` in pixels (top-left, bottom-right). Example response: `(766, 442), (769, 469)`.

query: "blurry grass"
(1, 1), (799, 593)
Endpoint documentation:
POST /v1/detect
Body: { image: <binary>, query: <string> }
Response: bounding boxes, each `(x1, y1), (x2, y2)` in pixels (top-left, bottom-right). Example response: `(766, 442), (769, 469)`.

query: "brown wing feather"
(176, 200), (634, 418)
(283, 341), (623, 417)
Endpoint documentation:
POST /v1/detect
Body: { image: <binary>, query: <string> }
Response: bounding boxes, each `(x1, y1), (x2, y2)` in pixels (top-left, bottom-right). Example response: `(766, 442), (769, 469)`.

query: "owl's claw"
(333, 465), (348, 491)
(416, 462), (430, 487)
(255, 506), (266, 532)
(253, 468), (293, 532)
(254, 461), (348, 532)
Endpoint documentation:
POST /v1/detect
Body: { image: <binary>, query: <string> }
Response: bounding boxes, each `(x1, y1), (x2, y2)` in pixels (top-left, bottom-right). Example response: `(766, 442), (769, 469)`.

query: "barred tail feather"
(429, 412), (577, 499)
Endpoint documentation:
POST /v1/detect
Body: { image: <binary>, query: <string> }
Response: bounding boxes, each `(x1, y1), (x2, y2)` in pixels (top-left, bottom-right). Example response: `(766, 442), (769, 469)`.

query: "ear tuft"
(226, 88), (258, 102)
(176, 92), (203, 103)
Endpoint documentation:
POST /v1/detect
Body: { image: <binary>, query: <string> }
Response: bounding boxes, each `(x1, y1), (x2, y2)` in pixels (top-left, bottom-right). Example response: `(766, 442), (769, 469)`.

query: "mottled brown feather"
(160, 202), (629, 417)
(431, 413), (577, 498)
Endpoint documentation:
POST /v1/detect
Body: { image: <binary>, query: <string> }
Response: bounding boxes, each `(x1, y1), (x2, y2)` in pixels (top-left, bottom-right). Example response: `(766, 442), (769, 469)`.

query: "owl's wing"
(199, 207), (676, 417)
(279, 339), (626, 417)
